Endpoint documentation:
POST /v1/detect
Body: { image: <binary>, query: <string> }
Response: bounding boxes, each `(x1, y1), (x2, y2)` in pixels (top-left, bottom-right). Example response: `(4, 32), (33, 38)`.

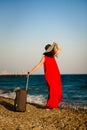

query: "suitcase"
(14, 75), (29, 112)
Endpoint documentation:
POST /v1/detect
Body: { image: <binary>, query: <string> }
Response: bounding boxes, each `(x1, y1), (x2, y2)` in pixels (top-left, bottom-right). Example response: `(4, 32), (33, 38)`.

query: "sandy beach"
(0, 97), (87, 130)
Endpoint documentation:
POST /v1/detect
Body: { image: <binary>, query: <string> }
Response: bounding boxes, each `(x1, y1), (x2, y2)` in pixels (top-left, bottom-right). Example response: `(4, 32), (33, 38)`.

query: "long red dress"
(44, 56), (62, 108)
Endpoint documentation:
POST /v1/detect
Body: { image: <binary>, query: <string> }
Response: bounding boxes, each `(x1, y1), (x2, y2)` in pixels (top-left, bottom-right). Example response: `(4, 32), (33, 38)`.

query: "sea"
(0, 74), (87, 110)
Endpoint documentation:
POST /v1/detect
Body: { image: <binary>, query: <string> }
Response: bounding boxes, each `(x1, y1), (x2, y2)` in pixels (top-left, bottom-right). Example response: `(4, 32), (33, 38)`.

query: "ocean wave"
(59, 102), (87, 110)
(0, 89), (87, 110)
(0, 89), (47, 105)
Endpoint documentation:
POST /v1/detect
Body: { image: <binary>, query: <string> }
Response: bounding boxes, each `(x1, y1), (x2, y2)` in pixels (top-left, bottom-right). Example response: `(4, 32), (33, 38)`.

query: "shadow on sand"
(0, 100), (46, 112)
(0, 101), (15, 111)
(29, 102), (46, 109)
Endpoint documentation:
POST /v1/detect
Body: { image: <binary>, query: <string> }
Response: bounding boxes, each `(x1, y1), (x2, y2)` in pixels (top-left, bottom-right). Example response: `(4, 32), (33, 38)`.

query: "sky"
(0, 0), (87, 74)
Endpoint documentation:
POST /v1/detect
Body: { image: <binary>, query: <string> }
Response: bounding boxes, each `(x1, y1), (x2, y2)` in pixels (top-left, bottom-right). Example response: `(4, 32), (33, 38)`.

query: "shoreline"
(0, 93), (87, 110)
(0, 97), (87, 130)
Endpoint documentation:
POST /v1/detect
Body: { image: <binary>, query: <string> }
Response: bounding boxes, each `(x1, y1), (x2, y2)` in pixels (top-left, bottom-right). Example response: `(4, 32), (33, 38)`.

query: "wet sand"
(0, 97), (87, 130)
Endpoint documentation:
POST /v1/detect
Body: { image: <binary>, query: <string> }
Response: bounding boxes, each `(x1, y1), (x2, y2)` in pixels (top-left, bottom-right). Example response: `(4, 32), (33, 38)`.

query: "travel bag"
(14, 75), (29, 112)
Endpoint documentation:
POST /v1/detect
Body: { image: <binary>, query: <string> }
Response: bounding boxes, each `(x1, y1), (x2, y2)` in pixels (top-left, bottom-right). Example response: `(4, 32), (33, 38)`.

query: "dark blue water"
(0, 74), (87, 105)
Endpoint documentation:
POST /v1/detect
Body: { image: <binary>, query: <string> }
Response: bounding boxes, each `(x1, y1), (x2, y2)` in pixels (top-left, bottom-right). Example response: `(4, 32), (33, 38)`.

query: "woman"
(28, 42), (63, 109)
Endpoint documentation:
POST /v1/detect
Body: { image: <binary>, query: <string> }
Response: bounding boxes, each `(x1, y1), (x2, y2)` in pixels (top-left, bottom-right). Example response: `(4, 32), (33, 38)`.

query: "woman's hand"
(53, 42), (61, 56)
(53, 42), (58, 46)
(27, 72), (30, 74)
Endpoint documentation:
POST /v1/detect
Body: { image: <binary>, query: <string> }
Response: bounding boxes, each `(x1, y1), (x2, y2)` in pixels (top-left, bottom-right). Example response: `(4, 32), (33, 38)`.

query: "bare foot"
(46, 108), (51, 111)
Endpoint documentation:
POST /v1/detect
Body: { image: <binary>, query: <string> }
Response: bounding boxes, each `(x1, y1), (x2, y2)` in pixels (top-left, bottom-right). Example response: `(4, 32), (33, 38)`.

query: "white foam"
(0, 92), (47, 105)
(27, 95), (47, 104)
(0, 92), (16, 99)
(0, 91), (87, 110)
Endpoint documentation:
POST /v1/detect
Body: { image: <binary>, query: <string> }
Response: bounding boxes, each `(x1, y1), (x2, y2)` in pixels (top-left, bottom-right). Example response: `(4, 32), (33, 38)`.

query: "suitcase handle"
(26, 74), (29, 91)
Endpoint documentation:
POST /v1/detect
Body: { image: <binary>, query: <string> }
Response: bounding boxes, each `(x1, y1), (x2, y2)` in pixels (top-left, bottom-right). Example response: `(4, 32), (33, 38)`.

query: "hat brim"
(43, 43), (55, 53)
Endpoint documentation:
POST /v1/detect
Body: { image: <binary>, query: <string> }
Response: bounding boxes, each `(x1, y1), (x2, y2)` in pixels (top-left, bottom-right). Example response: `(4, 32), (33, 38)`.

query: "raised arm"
(53, 42), (61, 56)
(28, 56), (45, 74)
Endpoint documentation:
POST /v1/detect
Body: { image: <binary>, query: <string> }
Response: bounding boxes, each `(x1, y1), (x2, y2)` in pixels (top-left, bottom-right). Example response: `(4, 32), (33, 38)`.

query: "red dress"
(44, 56), (62, 108)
